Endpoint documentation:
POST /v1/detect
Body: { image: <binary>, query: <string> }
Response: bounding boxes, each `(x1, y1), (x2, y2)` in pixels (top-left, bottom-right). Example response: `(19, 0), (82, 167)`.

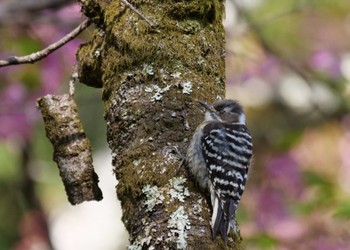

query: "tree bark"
(76, 0), (242, 248)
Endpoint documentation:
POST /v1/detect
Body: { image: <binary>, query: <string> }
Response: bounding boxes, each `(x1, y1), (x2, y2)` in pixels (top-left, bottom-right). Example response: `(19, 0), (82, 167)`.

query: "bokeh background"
(1, 0), (350, 249)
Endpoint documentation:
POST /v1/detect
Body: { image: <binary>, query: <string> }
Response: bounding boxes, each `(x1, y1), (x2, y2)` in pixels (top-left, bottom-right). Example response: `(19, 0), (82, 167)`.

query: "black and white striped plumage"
(186, 99), (253, 243)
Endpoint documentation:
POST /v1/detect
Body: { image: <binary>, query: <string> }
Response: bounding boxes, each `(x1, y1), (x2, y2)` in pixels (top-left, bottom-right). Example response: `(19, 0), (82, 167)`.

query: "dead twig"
(120, 0), (156, 27)
(0, 19), (90, 67)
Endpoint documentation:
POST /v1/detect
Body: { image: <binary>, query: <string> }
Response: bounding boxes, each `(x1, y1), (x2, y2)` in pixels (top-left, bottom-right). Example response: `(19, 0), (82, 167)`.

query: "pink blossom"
(309, 50), (341, 77)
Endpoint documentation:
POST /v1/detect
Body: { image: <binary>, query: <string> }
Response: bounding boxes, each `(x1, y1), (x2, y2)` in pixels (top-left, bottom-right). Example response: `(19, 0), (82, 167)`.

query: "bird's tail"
(210, 194), (237, 243)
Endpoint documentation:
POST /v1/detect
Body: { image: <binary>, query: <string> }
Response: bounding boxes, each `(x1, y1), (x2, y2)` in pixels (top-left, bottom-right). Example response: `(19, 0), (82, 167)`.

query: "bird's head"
(198, 99), (246, 124)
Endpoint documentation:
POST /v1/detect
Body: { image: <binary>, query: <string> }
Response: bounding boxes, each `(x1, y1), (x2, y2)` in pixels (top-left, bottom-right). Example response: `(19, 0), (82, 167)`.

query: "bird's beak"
(197, 100), (216, 112)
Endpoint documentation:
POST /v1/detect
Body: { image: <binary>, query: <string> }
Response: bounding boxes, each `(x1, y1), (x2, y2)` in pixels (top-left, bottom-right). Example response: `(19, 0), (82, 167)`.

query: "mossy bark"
(76, 0), (242, 248)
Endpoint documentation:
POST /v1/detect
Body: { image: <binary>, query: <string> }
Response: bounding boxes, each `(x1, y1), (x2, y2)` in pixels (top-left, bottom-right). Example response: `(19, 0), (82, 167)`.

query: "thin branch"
(120, 0), (156, 27)
(0, 19), (90, 67)
(232, 1), (313, 84)
(232, 1), (346, 114)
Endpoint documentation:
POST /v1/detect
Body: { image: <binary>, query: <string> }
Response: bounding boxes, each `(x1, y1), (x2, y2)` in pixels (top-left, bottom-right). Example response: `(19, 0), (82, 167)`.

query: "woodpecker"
(186, 99), (253, 243)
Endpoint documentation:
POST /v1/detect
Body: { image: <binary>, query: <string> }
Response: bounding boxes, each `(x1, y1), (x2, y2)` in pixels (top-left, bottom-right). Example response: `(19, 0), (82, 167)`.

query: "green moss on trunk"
(76, 0), (242, 248)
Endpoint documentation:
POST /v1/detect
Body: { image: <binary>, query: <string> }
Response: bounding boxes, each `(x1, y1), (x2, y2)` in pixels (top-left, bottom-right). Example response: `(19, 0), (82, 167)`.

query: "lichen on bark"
(76, 0), (242, 248)
(37, 94), (103, 205)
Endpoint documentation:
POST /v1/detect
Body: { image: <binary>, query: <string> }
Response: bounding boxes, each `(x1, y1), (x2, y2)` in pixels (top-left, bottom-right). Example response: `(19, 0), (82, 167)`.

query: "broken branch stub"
(36, 94), (103, 205)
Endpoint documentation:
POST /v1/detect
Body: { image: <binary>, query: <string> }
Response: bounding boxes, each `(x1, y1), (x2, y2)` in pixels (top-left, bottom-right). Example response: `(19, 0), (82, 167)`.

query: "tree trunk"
(76, 0), (242, 248)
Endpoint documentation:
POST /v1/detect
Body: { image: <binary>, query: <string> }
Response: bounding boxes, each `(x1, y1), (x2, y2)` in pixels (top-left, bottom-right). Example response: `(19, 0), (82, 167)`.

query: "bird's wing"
(202, 122), (253, 241)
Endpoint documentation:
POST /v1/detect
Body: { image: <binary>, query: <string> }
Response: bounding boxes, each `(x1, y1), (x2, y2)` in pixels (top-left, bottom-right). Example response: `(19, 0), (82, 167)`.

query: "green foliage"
(249, 234), (278, 249)
(0, 144), (22, 249)
(9, 36), (42, 56)
(297, 171), (335, 214)
(0, 144), (20, 180)
(334, 201), (350, 219)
